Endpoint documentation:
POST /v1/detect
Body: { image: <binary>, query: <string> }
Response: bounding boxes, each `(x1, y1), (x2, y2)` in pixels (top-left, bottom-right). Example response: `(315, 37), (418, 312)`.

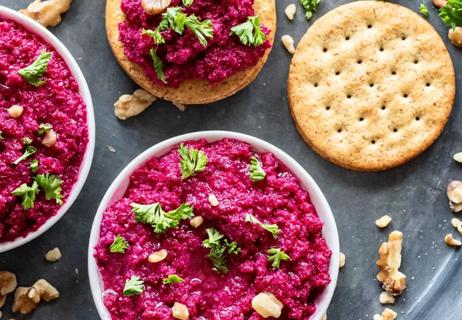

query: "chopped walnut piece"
(45, 247), (62, 262)
(172, 302), (189, 320)
(376, 215), (392, 229)
(281, 35), (296, 54)
(19, 0), (72, 28)
(379, 291), (395, 305)
(339, 252), (345, 269)
(208, 194), (219, 207)
(189, 216), (203, 228)
(142, 0), (171, 15)
(12, 287), (37, 315)
(382, 308), (398, 320)
(114, 89), (156, 120)
(0, 271), (17, 296)
(28, 279), (59, 303)
(452, 218), (462, 235)
(376, 231), (407, 296)
(285, 4), (296, 20)
(433, 0), (447, 7)
(251, 292), (283, 319)
(444, 233), (461, 247)
(42, 129), (57, 147)
(453, 152), (462, 164)
(7, 105), (24, 118)
(173, 102), (186, 112)
(449, 27), (462, 47)
(447, 181), (462, 213)
(148, 249), (168, 263)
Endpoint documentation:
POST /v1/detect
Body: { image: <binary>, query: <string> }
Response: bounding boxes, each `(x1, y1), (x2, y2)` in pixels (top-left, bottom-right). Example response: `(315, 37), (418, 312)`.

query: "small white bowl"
(0, 6), (95, 253)
(88, 131), (339, 320)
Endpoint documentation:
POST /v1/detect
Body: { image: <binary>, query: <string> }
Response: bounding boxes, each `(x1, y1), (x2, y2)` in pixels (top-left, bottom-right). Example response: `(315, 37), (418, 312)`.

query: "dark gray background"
(1, 0), (461, 319)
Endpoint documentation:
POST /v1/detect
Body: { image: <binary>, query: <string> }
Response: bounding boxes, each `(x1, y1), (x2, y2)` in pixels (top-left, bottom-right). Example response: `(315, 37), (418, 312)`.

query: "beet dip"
(0, 18), (88, 242)
(94, 139), (331, 320)
(119, 0), (271, 87)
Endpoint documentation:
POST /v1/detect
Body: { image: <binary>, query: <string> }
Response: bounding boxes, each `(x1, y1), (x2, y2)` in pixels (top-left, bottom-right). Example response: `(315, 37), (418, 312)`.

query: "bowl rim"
(0, 5), (96, 253)
(88, 131), (339, 320)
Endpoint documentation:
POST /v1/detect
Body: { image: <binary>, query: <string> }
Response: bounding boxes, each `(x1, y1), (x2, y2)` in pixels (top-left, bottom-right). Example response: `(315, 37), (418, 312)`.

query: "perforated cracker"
(288, 1), (455, 171)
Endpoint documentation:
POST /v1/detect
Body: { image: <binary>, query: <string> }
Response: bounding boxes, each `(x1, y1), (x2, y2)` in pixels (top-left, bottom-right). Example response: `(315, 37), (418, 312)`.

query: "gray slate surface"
(0, 0), (461, 319)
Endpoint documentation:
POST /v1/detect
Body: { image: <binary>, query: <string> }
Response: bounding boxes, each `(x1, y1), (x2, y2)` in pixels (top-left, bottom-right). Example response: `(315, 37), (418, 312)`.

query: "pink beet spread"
(0, 18), (89, 242)
(94, 139), (331, 320)
(119, 0), (271, 87)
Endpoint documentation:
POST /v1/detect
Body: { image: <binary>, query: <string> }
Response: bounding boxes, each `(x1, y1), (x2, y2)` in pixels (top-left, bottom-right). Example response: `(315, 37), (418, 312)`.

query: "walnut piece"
(374, 308), (398, 320)
(7, 105), (24, 118)
(339, 252), (346, 269)
(444, 233), (461, 247)
(45, 247), (62, 262)
(452, 218), (462, 235)
(12, 279), (59, 315)
(285, 4), (296, 20)
(449, 27), (462, 47)
(0, 271), (17, 296)
(453, 152), (462, 164)
(376, 215), (392, 229)
(173, 102), (186, 112)
(281, 35), (296, 54)
(447, 180), (462, 213)
(251, 292), (283, 319)
(376, 231), (407, 296)
(12, 287), (37, 314)
(189, 216), (203, 228)
(172, 302), (189, 320)
(148, 249), (168, 263)
(142, 0), (171, 15)
(114, 89), (156, 120)
(432, 0), (447, 8)
(20, 0), (72, 28)
(379, 291), (395, 305)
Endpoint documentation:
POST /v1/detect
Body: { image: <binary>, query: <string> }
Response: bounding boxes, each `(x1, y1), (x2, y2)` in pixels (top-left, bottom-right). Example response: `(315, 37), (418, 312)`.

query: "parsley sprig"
(30, 159), (39, 173)
(299, 0), (321, 20)
(163, 274), (184, 285)
(439, 0), (462, 28)
(182, 0), (193, 6)
(245, 214), (280, 239)
(178, 144), (207, 179)
(35, 174), (64, 205)
(18, 52), (52, 87)
(13, 145), (37, 165)
(267, 248), (291, 269)
(131, 202), (193, 233)
(420, 3), (429, 17)
(12, 181), (40, 210)
(110, 235), (129, 253)
(231, 16), (266, 47)
(123, 276), (144, 296)
(248, 156), (266, 182)
(202, 228), (240, 274)
(149, 48), (166, 83)
(38, 123), (53, 136)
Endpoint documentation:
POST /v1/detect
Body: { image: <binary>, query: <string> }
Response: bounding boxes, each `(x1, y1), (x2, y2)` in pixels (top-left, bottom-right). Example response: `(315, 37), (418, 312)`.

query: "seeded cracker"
(288, 1), (455, 171)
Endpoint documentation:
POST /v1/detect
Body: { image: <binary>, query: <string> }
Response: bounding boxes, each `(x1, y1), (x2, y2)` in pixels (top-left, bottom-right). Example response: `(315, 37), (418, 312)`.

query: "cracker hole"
(379, 47), (384, 52)
(401, 36), (407, 40)
(325, 106), (331, 110)
(369, 83), (374, 87)
(403, 93), (408, 98)
(414, 59), (419, 64)
(393, 128), (398, 133)
(337, 128), (343, 133)
(347, 94), (352, 99)
(323, 47), (328, 52)
(335, 71), (340, 76)
(345, 36), (350, 40)
(314, 83), (319, 87)
(357, 59), (363, 64)
(416, 116), (420, 121)
(381, 106), (386, 110)
(371, 140), (376, 144)
(426, 82), (431, 87)
(359, 117), (364, 121)
(367, 24), (373, 29)
(391, 70), (397, 75)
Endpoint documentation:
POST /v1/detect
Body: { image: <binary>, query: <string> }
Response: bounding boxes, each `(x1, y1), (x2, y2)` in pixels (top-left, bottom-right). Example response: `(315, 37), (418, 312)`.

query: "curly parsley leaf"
(12, 181), (40, 210)
(439, 0), (462, 28)
(163, 274), (184, 285)
(248, 156), (266, 182)
(267, 248), (291, 269)
(245, 214), (280, 239)
(143, 28), (166, 45)
(185, 14), (214, 46)
(299, 0), (321, 20)
(420, 3), (429, 17)
(178, 144), (207, 179)
(183, 0), (193, 6)
(123, 276), (144, 296)
(35, 174), (63, 205)
(18, 52), (52, 87)
(149, 48), (167, 83)
(231, 16), (266, 47)
(38, 123), (53, 136)
(110, 235), (129, 253)
(13, 145), (37, 165)
(30, 159), (39, 173)
(202, 228), (240, 274)
(131, 202), (194, 233)
(22, 137), (32, 145)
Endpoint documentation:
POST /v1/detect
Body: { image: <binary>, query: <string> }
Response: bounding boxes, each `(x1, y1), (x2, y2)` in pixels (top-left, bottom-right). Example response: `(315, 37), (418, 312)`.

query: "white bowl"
(0, 6), (95, 253)
(88, 131), (339, 320)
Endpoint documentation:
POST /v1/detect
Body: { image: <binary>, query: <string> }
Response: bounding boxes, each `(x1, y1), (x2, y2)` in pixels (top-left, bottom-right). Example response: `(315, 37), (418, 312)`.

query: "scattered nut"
(376, 215), (392, 229)
(29, 279), (59, 303)
(285, 4), (296, 20)
(7, 105), (24, 118)
(453, 152), (462, 164)
(142, 0), (171, 15)
(339, 252), (346, 268)
(432, 0), (447, 8)
(447, 181), (462, 213)
(208, 194), (219, 207)
(449, 27), (462, 47)
(382, 308), (398, 320)
(379, 291), (395, 305)
(19, 0), (72, 28)
(173, 102), (186, 112)
(172, 302), (189, 320)
(148, 249), (168, 263)
(281, 35), (296, 54)
(251, 292), (283, 319)
(45, 247), (62, 262)
(189, 216), (203, 228)
(452, 218), (462, 235)
(12, 287), (37, 314)
(114, 89), (156, 120)
(42, 129), (57, 147)
(444, 233), (461, 247)
(376, 231), (407, 296)
(0, 271), (17, 296)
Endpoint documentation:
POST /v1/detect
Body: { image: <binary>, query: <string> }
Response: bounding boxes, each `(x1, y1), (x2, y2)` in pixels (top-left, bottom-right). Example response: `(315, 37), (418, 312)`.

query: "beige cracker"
(288, 1), (455, 171)
(106, 0), (276, 105)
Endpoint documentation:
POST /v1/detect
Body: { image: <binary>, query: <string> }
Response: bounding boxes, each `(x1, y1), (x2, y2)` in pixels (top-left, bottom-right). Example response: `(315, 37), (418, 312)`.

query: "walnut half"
(376, 231), (407, 296)
(114, 89), (157, 120)
(20, 0), (72, 28)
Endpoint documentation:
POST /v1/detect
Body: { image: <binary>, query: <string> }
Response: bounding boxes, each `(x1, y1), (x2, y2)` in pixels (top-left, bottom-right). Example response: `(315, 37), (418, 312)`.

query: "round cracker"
(106, 0), (276, 105)
(288, 1), (455, 171)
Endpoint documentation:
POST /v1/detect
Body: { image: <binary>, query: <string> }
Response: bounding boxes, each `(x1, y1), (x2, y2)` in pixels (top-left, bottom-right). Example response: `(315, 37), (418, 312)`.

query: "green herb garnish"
(439, 0), (462, 28)
(110, 235), (129, 253)
(248, 156), (266, 182)
(123, 276), (144, 296)
(149, 48), (166, 83)
(38, 123), (53, 136)
(18, 52), (52, 87)
(22, 137), (32, 145)
(267, 248), (291, 269)
(13, 145), (37, 165)
(131, 202), (194, 233)
(12, 181), (40, 210)
(231, 16), (266, 47)
(202, 228), (240, 274)
(178, 144), (207, 179)
(163, 274), (184, 285)
(35, 174), (63, 205)
(299, 0), (321, 20)
(183, 0), (193, 6)
(185, 14), (214, 46)
(245, 214), (280, 239)
(420, 3), (429, 17)
(30, 159), (39, 173)
(142, 28), (165, 45)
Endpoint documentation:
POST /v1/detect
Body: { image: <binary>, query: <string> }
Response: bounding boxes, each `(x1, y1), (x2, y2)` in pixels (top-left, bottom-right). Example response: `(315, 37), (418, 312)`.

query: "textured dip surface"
(0, 18), (89, 242)
(94, 139), (331, 320)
